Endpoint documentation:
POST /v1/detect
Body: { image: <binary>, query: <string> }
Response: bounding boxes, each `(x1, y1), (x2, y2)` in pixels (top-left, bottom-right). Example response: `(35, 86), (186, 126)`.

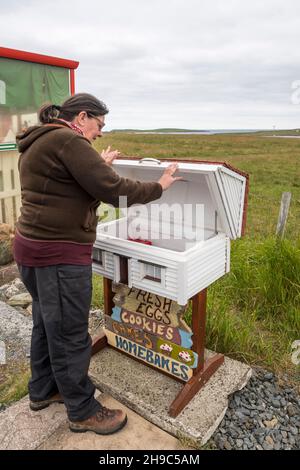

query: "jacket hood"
(16, 122), (71, 153)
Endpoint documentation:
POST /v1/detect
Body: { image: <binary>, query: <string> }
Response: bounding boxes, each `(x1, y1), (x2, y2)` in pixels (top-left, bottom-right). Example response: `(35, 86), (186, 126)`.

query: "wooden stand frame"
(91, 277), (224, 417)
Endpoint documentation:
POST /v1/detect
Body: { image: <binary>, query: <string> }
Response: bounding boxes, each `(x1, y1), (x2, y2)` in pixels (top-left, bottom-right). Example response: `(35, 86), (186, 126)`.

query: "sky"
(1, 0), (300, 130)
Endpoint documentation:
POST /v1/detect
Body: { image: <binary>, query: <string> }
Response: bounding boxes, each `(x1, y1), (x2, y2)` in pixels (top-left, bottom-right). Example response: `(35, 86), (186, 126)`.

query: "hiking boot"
(69, 406), (127, 435)
(30, 393), (64, 411)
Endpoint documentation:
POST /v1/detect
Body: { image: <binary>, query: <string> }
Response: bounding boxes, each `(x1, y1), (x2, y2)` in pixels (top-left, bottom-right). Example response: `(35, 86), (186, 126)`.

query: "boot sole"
(30, 400), (64, 411)
(69, 415), (127, 435)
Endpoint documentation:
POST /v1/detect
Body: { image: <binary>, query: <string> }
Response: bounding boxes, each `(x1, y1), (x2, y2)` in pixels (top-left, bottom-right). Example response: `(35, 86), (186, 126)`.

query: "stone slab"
(89, 347), (252, 447)
(0, 390), (184, 450)
(39, 393), (185, 450)
(0, 395), (67, 450)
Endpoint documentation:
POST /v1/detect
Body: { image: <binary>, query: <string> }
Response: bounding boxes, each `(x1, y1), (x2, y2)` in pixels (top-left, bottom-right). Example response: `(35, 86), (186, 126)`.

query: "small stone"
(287, 404), (297, 417)
(263, 418), (278, 429)
(7, 292), (32, 308)
(20, 304), (32, 316)
(237, 408), (251, 416)
(245, 420), (255, 430)
(234, 396), (241, 406)
(236, 439), (243, 448)
(214, 436), (225, 448)
(229, 429), (239, 439)
(224, 441), (232, 450)
(262, 443), (273, 450)
(274, 442), (281, 450)
(289, 427), (298, 436)
(235, 412), (247, 422)
(271, 399), (281, 408)
(3, 284), (20, 299)
(256, 405), (265, 412)
(264, 372), (274, 381)
(289, 437), (295, 446)
(11, 277), (27, 293)
(273, 435), (282, 444)
(265, 436), (274, 446)
(254, 428), (267, 437)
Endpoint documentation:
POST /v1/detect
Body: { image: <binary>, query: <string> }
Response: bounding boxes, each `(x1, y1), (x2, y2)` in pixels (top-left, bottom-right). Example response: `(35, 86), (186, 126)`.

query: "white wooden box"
(93, 158), (248, 305)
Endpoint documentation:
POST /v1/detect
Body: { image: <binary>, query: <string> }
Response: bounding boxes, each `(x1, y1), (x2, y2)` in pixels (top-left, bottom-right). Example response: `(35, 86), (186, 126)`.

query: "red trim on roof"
(0, 47), (79, 69)
(117, 155), (249, 236)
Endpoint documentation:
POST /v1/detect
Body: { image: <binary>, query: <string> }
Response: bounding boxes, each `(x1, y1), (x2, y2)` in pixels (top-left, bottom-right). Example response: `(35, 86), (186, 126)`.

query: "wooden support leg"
(169, 353), (224, 417)
(91, 329), (107, 356)
(191, 289), (207, 371)
(91, 277), (113, 356)
(104, 277), (114, 316)
(169, 288), (224, 417)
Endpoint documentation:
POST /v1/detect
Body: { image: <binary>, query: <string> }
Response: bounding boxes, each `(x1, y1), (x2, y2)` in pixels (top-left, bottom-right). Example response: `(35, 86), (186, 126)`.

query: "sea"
(131, 129), (267, 135)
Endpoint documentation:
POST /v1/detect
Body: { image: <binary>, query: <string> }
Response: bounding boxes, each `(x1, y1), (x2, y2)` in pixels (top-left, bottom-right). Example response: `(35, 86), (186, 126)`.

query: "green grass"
(92, 132), (300, 376)
(110, 128), (210, 133)
(0, 363), (30, 405)
(95, 132), (300, 240)
(189, 237), (300, 374)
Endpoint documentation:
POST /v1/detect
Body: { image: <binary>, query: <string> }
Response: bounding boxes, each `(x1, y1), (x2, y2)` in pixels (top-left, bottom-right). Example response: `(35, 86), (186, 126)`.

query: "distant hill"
(257, 129), (300, 136)
(108, 128), (300, 136)
(110, 128), (209, 133)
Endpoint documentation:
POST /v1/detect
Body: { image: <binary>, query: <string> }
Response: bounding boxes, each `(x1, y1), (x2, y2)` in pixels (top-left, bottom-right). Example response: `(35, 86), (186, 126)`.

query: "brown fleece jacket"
(16, 122), (162, 244)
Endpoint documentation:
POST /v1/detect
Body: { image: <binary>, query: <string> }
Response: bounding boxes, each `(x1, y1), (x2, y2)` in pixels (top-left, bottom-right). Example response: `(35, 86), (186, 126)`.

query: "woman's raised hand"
(158, 162), (183, 190)
(101, 146), (121, 165)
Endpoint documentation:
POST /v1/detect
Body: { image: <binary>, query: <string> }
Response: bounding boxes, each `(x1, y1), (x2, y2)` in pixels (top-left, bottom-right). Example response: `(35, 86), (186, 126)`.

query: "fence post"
(276, 192), (292, 239)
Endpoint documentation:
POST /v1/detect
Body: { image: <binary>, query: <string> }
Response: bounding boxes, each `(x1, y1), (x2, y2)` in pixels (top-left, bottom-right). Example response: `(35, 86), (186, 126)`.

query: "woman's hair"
(38, 93), (109, 124)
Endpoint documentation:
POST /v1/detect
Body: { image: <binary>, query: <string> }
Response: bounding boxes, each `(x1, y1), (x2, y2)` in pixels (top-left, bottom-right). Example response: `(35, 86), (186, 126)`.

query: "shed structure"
(0, 46), (78, 226)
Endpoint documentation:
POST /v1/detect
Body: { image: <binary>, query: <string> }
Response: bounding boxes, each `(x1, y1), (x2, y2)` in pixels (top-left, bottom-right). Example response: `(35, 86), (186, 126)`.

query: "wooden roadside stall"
(92, 157), (249, 417)
(0, 46), (79, 227)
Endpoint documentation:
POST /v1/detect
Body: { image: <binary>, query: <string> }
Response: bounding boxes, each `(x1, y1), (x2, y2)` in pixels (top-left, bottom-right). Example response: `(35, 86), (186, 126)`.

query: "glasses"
(87, 113), (105, 132)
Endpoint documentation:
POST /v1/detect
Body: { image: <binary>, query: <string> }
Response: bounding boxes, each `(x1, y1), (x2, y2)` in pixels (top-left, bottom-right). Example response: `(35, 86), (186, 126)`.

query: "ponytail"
(39, 93), (109, 124)
(39, 104), (61, 124)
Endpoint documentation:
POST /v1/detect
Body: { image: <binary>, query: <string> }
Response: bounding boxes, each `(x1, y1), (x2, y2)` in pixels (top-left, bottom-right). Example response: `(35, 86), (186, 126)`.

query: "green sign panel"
(0, 57), (70, 147)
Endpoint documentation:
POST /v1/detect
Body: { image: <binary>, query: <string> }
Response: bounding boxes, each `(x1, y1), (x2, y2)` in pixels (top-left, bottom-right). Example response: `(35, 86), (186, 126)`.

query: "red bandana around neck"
(58, 119), (84, 136)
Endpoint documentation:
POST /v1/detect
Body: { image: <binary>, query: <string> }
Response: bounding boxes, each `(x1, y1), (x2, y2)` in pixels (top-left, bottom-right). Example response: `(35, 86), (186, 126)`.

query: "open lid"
(112, 157), (249, 239)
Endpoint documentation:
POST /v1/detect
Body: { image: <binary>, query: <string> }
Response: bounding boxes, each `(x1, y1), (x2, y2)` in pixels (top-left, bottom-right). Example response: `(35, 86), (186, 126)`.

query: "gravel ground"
(212, 368), (300, 450)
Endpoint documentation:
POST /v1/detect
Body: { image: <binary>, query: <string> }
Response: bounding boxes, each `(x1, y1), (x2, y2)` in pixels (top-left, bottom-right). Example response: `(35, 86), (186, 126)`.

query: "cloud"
(1, 0), (300, 128)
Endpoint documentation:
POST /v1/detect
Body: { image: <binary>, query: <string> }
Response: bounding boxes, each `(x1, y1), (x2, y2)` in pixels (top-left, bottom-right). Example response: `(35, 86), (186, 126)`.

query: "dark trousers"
(17, 264), (101, 421)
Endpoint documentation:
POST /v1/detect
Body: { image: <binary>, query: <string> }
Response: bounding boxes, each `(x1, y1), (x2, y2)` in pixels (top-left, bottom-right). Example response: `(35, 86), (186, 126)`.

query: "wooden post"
(91, 329), (107, 355)
(91, 277), (113, 355)
(191, 289), (207, 371)
(169, 288), (224, 417)
(276, 192), (291, 239)
(103, 277), (114, 315)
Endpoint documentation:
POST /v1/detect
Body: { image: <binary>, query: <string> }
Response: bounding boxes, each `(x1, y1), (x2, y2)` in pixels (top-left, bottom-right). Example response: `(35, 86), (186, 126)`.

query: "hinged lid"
(111, 157), (249, 239)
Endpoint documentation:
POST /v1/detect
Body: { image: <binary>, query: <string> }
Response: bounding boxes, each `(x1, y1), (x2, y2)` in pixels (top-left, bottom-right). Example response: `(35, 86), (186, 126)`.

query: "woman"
(14, 93), (181, 435)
